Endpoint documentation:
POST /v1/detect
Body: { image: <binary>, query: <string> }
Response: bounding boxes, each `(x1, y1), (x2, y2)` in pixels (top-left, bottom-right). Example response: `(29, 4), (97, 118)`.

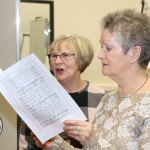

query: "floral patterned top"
(48, 91), (150, 150)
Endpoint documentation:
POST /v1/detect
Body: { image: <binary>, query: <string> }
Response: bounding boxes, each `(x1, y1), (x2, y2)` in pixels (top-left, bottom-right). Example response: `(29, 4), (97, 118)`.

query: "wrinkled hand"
(63, 120), (95, 145)
(31, 132), (56, 149)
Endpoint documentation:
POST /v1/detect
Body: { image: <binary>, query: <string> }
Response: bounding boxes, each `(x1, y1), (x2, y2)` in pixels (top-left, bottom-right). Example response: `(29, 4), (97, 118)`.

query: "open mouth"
(56, 68), (64, 73)
(102, 63), (107, 66)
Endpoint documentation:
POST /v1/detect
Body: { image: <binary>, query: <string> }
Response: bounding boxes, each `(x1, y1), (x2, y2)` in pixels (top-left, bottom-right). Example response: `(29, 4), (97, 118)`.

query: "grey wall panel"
(0, 0), (19, 150)
(0, 0), (19, 69)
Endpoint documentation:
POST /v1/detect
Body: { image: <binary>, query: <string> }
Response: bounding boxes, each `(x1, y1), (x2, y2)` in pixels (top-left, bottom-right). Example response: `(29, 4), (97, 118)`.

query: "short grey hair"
(101, 9), (150, 69)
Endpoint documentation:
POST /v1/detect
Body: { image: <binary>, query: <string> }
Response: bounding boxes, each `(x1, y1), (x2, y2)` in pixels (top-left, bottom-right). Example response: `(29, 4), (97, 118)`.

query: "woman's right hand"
(63, 119), (96, 145)
(31, 132), (56, 149)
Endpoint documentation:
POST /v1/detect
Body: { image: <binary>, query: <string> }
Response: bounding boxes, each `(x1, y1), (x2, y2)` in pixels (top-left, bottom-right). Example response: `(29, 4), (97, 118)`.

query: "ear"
(129, 46), (142, 64)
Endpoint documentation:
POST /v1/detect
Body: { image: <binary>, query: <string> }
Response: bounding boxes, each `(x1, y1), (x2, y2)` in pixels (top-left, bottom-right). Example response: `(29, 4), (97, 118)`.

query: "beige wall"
(54, 0), (141, 89)
(21, 0), (142, 90)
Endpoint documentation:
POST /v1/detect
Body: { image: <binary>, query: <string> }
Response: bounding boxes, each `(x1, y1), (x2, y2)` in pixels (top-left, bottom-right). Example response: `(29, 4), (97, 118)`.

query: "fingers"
(63, 120), (95, 145)
(64, 124), (84, 131)
(31, 133), (43, 148)
(66, 127), (89, 145)
(34, 138), (53, 149)
(64, 120), (87, 126)
(31, 132), (55, 149)
(63, 120), (91, 134)
(66, 129), (80, 136)
(63, 120), (88, 132)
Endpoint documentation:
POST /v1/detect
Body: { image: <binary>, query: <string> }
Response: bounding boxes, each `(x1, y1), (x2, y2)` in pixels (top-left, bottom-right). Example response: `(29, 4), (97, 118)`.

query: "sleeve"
(47, 132), (101, 150)
(45, 136), (82, 150)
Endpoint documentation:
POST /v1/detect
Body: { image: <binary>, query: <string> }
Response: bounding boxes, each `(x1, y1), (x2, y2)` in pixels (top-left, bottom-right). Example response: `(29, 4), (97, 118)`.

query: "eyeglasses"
(48, 53), (75, 61)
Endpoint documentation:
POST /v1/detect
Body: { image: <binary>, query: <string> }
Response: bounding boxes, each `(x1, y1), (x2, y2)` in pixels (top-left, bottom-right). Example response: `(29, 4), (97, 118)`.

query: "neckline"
(114, 91), (150, 99)
(116, 74), (148, 98)
(69, 80), (89, 94)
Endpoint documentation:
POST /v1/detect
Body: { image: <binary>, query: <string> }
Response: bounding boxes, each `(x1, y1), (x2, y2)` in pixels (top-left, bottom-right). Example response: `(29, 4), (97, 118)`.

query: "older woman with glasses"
(19, 34), (105, 150)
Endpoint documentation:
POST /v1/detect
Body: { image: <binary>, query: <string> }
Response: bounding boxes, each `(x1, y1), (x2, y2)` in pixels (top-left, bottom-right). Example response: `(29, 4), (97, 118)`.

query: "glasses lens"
(48, 53), (75, 61)
(48, 54), (56, 60)
(61, 53), (71, 60)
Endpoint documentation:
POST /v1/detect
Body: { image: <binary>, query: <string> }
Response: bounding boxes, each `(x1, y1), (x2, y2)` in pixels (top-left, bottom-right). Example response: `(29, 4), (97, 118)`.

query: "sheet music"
(0, 54), (86, 143)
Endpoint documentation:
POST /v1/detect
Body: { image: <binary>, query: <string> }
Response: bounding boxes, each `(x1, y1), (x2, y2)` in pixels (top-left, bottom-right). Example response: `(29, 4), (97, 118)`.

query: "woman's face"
(50, 42), (80, 83)
(98, 29), (132, 78)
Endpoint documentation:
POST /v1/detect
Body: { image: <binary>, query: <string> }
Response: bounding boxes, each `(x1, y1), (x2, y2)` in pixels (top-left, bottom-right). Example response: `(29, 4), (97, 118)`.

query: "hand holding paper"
(0, 54), (86, 143)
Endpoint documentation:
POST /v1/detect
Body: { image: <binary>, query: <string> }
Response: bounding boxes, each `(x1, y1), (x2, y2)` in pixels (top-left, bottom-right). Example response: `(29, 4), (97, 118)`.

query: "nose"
(98, 50), (105, 60)
(55, 55), (63, 63)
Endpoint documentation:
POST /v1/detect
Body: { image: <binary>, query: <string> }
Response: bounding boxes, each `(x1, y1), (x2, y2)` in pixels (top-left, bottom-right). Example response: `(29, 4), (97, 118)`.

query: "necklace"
(117, 74), (148, 97)
(131, 73), (148, 95)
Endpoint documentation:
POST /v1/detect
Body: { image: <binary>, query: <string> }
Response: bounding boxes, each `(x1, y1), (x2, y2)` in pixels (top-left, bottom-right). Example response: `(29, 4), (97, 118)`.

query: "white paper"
(0, 54), (87, 143)
(0, 68), (3, 73)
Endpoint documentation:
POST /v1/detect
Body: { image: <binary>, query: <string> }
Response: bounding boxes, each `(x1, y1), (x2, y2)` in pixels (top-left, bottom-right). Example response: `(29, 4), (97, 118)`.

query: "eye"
(106, 47), (112, 51)
(61, 53), (70, 57)
(50, 54), (57, 58)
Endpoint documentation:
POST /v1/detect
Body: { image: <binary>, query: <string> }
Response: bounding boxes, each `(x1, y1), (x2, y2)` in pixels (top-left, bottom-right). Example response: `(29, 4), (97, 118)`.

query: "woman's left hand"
(63, 120), (95, 145)
(31, 132), (55, 149)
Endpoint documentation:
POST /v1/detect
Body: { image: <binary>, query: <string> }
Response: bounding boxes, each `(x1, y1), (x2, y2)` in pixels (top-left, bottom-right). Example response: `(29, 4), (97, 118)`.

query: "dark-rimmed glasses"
(48, 53), (75, 61)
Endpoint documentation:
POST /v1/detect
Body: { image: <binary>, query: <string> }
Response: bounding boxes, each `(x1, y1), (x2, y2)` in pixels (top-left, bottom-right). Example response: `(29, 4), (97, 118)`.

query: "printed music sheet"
(0, 54), (86, 143)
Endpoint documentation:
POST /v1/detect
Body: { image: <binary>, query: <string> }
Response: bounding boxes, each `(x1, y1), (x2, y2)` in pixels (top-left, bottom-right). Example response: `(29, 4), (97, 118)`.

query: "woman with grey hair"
(33, 9), (150, 149)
